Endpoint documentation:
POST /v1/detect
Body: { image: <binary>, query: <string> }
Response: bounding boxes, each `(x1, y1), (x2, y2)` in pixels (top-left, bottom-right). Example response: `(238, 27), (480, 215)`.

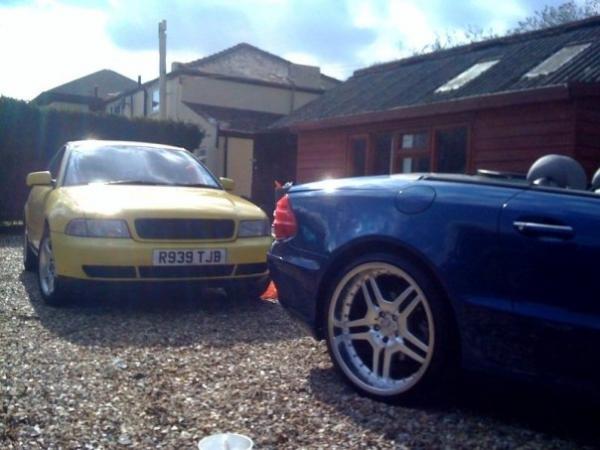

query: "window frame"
(394, 130), (432, 174)
(432, 124), (471, 173)
(346, 134), (370, 177)
(344, 123), (472, 177)
(152, 88), (160, 113)
(524, 43), (591, 79)
(435, 60), (500, 93)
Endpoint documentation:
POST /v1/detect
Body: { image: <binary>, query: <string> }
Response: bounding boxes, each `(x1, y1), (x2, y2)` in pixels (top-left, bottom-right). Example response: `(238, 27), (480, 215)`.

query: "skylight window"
(435, 60), (499, 93)
(524, 43), (591, 78)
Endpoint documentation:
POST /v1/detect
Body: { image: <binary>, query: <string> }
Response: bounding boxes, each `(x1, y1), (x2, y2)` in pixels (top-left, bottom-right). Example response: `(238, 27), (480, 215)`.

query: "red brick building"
(273, 17), (600, 184)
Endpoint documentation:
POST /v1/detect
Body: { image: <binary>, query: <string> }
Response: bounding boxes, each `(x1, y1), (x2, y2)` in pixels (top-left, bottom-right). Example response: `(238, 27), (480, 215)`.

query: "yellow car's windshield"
(63, 144), (220, 189)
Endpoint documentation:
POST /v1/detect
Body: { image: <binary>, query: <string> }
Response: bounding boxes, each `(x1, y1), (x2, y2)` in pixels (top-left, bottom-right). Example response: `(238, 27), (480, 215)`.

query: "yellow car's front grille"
(134, 218), (235, 240)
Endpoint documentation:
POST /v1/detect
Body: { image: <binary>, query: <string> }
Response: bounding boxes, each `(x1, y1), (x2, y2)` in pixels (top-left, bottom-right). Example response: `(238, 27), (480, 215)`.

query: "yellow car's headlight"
(238, 219), (270, 238)
(65, 219), (131, 238)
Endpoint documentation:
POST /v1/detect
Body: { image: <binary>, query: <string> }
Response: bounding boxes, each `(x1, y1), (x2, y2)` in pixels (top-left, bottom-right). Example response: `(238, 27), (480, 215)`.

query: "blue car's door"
(498, 188), (600, 384)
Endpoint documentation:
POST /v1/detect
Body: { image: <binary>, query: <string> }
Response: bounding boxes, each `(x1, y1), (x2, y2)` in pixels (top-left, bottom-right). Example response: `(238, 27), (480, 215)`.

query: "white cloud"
(0, 0), (198, 100)
(0, 0), (539, 98)
(347, 0), (435, 67)
(346, 0), (530, 72)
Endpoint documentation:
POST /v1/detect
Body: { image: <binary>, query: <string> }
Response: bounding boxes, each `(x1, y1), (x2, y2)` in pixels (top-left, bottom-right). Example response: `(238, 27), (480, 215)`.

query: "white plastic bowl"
(198, 433), (254, 450)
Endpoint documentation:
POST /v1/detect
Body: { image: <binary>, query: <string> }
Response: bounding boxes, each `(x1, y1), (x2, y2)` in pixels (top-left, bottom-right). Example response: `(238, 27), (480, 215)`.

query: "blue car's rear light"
(272, 194), (297, 240)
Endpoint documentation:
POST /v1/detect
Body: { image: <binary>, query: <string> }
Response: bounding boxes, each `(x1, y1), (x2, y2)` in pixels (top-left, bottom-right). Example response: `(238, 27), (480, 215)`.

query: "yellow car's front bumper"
(51, 231), (271, 281)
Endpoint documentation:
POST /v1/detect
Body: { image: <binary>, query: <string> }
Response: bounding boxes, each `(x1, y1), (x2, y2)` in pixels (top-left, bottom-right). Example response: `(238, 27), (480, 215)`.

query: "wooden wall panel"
(294, 100), (592, 182)
(575, 102), (600, 177)
(296, 129), (347, 182)
(471, 102), (576, 174)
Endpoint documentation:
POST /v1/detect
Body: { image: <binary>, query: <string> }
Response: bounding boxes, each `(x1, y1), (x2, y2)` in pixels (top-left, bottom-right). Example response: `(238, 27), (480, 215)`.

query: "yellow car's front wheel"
(38, 230), (70, 306)
(23, 223), (37, 272)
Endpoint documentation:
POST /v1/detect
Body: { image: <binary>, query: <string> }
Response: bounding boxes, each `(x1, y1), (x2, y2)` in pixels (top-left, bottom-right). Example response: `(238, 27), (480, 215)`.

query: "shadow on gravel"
(0, 230), (21, 245)
(20, 271), (306, 348)
(308, 366), (600, 447)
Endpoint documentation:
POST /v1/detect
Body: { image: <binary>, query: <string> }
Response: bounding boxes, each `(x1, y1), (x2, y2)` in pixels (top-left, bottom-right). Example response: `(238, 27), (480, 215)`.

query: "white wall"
(180, 75), (322, 115)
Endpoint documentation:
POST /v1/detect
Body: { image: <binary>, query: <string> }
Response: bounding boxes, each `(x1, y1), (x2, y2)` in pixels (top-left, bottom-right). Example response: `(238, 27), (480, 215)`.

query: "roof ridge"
(40, 69), (137, 99)
(183, 42), (293, 68)
(356, 15), (600, 77)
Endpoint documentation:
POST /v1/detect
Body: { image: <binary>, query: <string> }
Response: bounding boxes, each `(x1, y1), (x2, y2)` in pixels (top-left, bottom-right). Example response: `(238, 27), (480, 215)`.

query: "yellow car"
(23, 140), (272, 305)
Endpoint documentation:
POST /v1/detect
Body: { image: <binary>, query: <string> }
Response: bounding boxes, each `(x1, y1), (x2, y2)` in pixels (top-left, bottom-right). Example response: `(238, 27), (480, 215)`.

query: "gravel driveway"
(1, 233), (598, 449)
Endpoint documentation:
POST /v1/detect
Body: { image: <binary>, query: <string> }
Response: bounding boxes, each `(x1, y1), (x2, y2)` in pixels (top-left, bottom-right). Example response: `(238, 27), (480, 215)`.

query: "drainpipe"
(158, 20), (167, 120)
(223, 135), (229, 178)
(286, 76), (296, 113)
(210, 119), (220, 175)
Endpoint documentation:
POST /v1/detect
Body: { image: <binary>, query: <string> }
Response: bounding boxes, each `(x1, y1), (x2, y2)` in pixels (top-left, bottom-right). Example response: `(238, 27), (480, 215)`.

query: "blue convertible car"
(268, 155), (600, 403)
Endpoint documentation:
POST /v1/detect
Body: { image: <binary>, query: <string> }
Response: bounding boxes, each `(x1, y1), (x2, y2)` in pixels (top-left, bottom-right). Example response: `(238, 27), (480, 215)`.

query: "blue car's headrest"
(527, 155), (587, 190)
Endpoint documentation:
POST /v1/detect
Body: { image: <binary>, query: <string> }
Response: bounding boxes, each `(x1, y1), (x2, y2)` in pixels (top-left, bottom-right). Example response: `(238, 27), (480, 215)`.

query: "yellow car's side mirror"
(26, 171), (53, 187)
(220, 177), (235, 192)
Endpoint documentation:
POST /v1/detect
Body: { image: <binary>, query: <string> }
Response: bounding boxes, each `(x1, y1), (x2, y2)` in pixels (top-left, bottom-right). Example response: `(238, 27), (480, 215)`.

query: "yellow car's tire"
(37, 229), (71, 306)
(23, 224), (37, 272)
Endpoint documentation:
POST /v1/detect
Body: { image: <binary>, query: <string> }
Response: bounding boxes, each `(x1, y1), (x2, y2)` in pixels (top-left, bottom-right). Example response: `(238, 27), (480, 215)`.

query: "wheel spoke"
(361, 276), (386, 312)
(371, 345), (383, 376)
(334, 316), (371, 329)
(399, 295), (422, 319)
(391, 286), (415, 309)
(403, 330), (429, 353)
(368, 276), (386, 304)
(348, 331), (373, 342)
(396, 341), (426, 364)
(360, 280), (377, 312)
(382, 346), (396, 379)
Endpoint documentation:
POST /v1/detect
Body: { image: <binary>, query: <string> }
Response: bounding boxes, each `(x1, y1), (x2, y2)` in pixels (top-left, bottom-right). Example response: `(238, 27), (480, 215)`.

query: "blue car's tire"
(324, 252), (457, 404)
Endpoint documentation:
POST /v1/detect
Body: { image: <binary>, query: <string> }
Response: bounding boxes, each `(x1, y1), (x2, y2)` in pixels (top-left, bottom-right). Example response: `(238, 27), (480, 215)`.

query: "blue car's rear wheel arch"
(324, 252), (457, 403)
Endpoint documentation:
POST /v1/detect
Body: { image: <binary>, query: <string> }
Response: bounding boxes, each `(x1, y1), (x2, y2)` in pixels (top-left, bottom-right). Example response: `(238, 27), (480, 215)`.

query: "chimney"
(93, 86), (99, 98)
(158, 19), (167, 120)
(137, 75), (142, 86)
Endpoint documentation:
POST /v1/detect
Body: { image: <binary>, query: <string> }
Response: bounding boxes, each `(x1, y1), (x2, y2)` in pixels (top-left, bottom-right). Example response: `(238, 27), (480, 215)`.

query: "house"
(102, 43), (339, 199)
(32, 69), (139, 112)
(30, 44), (339, 201)
(274, 16), (600, 184)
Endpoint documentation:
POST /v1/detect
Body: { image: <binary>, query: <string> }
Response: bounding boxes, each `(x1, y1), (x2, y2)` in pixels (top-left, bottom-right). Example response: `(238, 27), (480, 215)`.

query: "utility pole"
(158, 20), (167, 120)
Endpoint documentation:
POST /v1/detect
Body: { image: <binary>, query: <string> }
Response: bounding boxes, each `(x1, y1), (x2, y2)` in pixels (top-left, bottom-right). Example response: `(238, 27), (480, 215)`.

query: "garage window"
(348, 136), (368, 177)
(435, 127), (467, 173)
(396, 132), (430, 173)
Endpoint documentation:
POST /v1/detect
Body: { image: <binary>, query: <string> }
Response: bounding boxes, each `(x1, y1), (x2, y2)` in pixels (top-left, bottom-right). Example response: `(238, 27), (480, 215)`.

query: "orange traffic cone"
(260, 281), (278, 303)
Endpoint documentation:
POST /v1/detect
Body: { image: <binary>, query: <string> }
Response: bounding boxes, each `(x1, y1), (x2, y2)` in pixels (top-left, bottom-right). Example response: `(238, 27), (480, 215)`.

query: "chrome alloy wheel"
(38, 235), (56, 297)
(328, 262), (434, 396)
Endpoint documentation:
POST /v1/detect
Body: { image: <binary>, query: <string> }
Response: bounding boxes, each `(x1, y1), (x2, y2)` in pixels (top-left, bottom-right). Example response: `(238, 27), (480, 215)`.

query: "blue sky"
(0, 0), (568, 100)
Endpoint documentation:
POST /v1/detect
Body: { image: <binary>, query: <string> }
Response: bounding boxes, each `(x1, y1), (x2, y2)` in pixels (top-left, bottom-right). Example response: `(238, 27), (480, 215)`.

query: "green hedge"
(0, 96), (204, 221)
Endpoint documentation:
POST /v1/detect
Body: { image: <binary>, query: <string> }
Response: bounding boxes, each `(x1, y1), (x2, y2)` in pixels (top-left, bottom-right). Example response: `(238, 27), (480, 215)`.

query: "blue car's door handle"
(513, 221), (574, 239)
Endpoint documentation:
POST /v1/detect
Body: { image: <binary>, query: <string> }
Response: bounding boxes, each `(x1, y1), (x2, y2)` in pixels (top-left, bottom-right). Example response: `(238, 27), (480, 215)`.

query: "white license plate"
(152, 249), (227, 266)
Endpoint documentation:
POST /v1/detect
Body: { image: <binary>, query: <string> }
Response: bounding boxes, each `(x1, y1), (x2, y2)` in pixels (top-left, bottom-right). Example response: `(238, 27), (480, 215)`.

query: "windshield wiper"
(175, 183), (220, 189)
(102, 180), (170, 186)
